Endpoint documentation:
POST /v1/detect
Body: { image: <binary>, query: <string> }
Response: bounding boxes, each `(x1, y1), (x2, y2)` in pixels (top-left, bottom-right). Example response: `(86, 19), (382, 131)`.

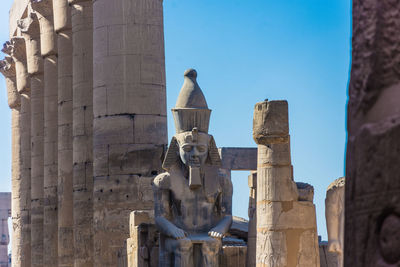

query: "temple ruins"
(1, 0), (399, 267)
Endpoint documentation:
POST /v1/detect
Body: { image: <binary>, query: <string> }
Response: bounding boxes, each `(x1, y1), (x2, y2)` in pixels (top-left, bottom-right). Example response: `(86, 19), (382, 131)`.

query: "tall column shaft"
(30, 73), (44, 267)
(247, 172), (257, 267)
(31, 1), (59, 265)
(43, 54), (59, 267)
(70, 1), (93, 266)
(346, 1), (400, 266)
(3, 38), (31, 267)
(53, 0), (74, 265)
(19, 10), (45, 266)
(93, 0), (167, 265)
(19, 94), (31, 267)
(253, 100), (319, 267)
(0, 56), (23, 267)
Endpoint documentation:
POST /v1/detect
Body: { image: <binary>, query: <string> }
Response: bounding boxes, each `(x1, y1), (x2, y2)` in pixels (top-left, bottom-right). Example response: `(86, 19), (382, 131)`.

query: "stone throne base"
(127, 211), (247, 267)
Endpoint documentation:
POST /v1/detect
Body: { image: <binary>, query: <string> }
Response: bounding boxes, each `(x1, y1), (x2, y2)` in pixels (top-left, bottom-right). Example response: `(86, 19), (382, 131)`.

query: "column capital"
(253, 100), (289, 145)
(31, 0), (54, 18)
(0, 57), (16, 78)
(2, 38), (27, 63)
(18, 11), (41, 38)
(0, 57), (21, 110)
(18, 10), (44, 75)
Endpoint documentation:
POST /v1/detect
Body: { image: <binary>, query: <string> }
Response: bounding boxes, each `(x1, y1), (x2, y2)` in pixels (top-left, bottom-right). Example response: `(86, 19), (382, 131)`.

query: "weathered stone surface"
(0, 193), (11, 267)
(70, 1), (94, 266)
(297, 182), (314, 202)
(3, 38), (30, 95)
(30, 72), (44, 267)
(55, 1), (73, 264)
(93, 0), (167, 265)
(247, 172), (257, 267)
(221, 246), (247, 267)
(253, 100), (319, 267)
(0, 57), (20, 110)
(325, 177), (344, 267)
(253, 101), (289, 144)
(346, 1), (400, 266)
(319, 242), (340, 267)
(218, 147), (257, 170)
(43, 54), (59, 267)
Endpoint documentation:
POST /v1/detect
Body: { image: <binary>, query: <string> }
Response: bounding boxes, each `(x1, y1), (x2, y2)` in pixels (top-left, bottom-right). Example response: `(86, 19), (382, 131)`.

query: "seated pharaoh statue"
(153, 69), (233, 267)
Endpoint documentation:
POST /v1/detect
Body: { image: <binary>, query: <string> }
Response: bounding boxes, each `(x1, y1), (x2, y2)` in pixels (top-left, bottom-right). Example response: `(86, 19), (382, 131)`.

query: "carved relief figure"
(153, 69), (232, 267)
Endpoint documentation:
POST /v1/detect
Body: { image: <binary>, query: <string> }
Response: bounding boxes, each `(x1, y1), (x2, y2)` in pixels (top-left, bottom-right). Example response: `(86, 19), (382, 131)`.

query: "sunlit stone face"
(176, 130), (210, 168)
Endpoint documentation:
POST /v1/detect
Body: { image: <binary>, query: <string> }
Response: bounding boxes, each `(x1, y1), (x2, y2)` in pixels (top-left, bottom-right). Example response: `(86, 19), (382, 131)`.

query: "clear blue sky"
(0, 0), (351, 241)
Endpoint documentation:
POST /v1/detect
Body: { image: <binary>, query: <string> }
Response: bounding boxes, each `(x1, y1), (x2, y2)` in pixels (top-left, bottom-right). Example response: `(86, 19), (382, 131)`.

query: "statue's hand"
(171, 227), (187, 240)
(208, 230), (223, 239)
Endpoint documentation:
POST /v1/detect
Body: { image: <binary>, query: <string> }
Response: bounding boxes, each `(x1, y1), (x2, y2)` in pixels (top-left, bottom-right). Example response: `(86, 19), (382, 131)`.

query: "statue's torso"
(168, 167), (224, 234)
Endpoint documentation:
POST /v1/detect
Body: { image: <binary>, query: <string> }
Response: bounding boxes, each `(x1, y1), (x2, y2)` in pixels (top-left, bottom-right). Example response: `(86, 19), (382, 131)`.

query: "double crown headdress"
(162, 69), (221, 170)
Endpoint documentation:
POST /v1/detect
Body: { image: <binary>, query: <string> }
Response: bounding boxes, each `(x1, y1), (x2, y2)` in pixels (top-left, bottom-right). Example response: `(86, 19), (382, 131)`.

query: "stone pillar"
(69, 1), (94, 266)
(253, 100), (320, 267)
(247, 171), (257, 267)
(325, 177), (344, 267)
(346, 1), (400, 266)
(19, 8), (45, 267)
(93, 0), (167, 265)
(3, 38), (32, 267)
(53, 0), (74, 266)
(30, 1), (59, 266)
(0, 55), (23, 267)
(0, 193), (11, 267)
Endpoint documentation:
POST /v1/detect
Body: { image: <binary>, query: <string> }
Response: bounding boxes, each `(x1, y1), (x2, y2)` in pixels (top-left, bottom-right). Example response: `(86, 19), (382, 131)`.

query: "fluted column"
(53, 0), (74, 265)
(30, 1), (59, 266)
(0, 56), (23, 267)
(69, 0), (93, 266)
(93, 0), (167, 265)
(19, 8), (45, 267)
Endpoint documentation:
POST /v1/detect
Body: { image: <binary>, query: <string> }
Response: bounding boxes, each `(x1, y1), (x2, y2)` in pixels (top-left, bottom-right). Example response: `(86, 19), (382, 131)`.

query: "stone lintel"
(218, 147), (257, 171)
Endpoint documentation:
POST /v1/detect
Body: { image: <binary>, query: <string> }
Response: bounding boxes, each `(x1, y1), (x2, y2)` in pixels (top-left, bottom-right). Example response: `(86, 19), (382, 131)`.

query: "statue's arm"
(153, 173), (187, 239)
(208, 176), (233, 238)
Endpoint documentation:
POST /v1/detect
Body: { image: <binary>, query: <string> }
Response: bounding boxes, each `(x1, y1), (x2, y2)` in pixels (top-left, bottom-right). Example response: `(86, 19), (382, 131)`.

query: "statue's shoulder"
(153, 172), (171, 190)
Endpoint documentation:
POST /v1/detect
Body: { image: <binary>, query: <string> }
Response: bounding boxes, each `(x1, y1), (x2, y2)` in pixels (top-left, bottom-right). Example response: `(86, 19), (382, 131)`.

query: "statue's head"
(162, 69), (221, 189)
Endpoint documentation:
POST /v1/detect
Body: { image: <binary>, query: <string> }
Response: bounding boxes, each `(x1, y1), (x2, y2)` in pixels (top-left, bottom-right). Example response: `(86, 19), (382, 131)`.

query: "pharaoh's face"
(176, 131), (210, 168)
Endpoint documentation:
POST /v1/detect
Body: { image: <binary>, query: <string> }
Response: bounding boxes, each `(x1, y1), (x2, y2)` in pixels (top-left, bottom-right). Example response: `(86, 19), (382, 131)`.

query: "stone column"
(19, 8), (45, 267)
(325, 177), (344, 267)
(247, 171), (257, 267)
(0, 56), (23, 267)
(31, 1), (58, 266)
(253, 100), (320, 267)
(3, 37), (32, 267)
(93, 0), (167, 265)
(53, 0), (74, 266)
(69, 0), (93, 266)
(346, 1), (400, 266)
(0, 193), (11, 267)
